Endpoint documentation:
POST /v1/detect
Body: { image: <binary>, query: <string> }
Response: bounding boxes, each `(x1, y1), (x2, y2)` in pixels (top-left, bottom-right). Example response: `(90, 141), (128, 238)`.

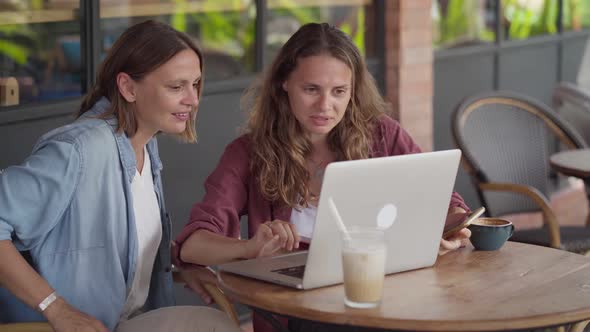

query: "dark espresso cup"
(468, 218), (514, 251)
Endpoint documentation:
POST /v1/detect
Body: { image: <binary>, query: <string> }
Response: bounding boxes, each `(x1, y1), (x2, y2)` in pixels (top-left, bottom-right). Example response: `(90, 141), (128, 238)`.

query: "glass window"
(0, 0), (82, 107)
(99, 0), (256, 81)
(265, 0), (377, 64)
(563, 0), (590, 31)
(501, 0), (558, 40)
(433, 0), (496, 49)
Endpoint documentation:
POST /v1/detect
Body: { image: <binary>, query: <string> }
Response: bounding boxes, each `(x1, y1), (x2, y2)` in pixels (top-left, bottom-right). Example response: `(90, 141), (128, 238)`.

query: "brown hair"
(244, 22), (386, 208)
(78, 20), (203, 142)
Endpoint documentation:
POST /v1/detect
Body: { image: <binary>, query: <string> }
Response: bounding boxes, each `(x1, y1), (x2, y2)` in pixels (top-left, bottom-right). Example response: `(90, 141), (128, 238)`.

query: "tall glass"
(341, 227), (386, 309)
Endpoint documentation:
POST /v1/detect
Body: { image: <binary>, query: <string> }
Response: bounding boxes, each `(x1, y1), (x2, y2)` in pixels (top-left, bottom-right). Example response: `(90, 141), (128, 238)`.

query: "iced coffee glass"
(341, 227), (386, 308)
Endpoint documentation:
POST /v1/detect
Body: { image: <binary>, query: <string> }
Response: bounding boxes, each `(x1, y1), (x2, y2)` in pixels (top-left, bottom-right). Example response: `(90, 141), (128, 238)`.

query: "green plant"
(563, 0), (590, 29)
(531, 0), (558, 35)
(503, 0), (557, 40)
(163, 1), (367, 71)
(434, 0), (494, 48)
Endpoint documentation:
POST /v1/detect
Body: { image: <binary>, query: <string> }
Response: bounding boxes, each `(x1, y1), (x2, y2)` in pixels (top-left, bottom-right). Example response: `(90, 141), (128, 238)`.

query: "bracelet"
(38, 291), (58, 312)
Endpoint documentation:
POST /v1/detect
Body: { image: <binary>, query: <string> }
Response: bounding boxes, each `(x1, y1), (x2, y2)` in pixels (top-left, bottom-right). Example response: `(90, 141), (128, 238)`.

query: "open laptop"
(217, 149), (462, 289)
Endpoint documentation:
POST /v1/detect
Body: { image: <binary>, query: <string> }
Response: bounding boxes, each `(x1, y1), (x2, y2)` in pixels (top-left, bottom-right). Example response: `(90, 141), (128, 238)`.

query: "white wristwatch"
(38, 291), (58, 312)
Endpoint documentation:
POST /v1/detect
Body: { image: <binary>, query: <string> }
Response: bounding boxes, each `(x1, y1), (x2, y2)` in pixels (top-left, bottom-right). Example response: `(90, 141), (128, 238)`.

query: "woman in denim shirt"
(0, 20), (239, 332)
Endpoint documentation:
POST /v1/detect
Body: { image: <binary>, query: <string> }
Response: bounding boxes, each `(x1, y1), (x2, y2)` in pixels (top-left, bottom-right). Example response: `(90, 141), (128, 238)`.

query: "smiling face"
(131, 49), (202, 138)
(282, 54), (352, 142)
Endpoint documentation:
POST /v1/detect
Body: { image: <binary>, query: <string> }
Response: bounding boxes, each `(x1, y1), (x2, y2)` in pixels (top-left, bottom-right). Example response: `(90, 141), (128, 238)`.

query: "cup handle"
(508, 224), (515, 238)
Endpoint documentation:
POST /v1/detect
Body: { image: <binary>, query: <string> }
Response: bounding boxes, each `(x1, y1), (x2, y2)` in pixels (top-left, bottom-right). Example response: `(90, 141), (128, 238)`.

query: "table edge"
(219, 273), (590, 331)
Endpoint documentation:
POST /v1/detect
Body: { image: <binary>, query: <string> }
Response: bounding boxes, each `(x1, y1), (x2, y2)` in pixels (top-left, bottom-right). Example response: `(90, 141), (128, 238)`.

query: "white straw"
(328, 197), (351, 240)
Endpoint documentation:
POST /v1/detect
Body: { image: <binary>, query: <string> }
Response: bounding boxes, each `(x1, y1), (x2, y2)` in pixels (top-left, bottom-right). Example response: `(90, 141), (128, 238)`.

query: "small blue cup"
(468, 218), (514, 251)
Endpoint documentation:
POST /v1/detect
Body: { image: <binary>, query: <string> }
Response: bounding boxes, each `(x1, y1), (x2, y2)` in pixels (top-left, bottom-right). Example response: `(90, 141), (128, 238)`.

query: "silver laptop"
(217, 149), (461, 289)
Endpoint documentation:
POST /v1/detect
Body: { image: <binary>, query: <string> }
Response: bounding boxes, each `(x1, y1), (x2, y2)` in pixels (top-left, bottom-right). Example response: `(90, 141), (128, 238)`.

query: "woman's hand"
(264, 220), (300, 251)
(44, 297), (109, 332)
(246, 220), (300, 258)
(439, 206), (472, 256)
(439, 228), (471, 256)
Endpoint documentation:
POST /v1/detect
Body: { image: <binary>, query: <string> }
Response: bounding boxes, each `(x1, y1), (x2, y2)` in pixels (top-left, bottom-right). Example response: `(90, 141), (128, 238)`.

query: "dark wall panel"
(434, 53), (495, 209)
(159, 92), (246, 238)
(158, 92), (250, 312)
(561, 35), (589, 83)
(498, 43), (559, 106)
(0, 115), (74, 168)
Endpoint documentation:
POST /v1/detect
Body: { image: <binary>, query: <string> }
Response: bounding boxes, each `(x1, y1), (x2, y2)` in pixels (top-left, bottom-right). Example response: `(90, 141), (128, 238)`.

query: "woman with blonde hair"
(176, 22), (470, 332)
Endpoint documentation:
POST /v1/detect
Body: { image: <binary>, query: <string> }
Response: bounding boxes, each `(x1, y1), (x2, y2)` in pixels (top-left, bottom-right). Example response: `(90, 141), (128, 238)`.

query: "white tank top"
(290, 204), (318, 240)
(119, 147), (162, 320)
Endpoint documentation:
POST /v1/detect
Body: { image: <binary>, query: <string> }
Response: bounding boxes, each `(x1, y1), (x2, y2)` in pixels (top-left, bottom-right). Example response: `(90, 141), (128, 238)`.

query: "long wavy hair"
(78, 20), (203, 142)
(244, 23), (386, 208)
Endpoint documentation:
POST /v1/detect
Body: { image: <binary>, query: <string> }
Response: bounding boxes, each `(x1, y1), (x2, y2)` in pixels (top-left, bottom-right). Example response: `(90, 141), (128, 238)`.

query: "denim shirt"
(0, 97), (175, 330)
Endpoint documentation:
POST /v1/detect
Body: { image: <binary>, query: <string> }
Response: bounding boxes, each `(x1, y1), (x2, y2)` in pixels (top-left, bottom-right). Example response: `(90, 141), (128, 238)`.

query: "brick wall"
(384, 0), (434, 152)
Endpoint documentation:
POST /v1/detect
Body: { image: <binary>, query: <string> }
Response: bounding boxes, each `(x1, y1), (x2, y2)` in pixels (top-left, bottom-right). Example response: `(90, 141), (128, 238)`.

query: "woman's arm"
(175, 138), (253, 266)
(176, 137), (284, 266)
(175, 137), (304, 266)
(180, 230), (252, 266)
(180, 220), (297, 266)
(0, 240), (57, 315)
(0, 241), (108, 331)
(0, 139), (107, 331)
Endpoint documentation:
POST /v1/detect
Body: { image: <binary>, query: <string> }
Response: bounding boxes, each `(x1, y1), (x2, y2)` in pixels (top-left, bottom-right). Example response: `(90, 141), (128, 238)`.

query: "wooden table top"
(218, 242), (590, 331)
(550, 149), (590, 179)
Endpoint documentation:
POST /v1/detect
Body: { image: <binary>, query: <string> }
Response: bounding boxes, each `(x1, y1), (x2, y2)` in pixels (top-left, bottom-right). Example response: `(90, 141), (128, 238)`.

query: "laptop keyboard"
(272, 265), (305, 279)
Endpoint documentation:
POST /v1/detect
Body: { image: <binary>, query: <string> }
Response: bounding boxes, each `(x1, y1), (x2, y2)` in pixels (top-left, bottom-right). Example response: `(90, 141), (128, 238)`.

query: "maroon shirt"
(174, 115), (469, 332)
(176, 115), (469, 249)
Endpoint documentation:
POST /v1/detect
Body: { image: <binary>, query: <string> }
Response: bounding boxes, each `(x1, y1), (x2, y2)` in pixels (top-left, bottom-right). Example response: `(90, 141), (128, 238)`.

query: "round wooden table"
(550, 148), (590, 226)
(550, 149), (590, 180)
(218, 242), (590, 331)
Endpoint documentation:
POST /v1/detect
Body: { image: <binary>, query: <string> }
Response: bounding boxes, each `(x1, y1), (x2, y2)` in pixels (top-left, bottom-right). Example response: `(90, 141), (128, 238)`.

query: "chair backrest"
(452, 91), (587, 216)
(553, 81), (590, 146)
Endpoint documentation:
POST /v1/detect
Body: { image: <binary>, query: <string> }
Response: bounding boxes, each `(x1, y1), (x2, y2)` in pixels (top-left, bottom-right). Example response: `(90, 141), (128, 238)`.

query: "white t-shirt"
(119, 148), (163, 320)
(290, 204), (318, 240)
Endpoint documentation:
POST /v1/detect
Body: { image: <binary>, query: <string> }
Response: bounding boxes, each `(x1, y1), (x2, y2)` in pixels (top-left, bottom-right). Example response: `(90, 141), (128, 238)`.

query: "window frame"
(0, 0), (384, 114)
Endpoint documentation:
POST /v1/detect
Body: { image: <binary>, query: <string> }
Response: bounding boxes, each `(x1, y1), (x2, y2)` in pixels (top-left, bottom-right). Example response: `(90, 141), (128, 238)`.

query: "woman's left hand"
(439, 207), (472, 256)
(177, 266), (218, 305)
(439, 228), (471, 256)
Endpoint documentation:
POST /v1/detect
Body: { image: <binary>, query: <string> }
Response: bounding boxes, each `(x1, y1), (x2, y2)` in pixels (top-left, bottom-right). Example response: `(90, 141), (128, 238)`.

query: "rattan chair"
(452, 91), (590, 254)
(0, 271), (239, 331)
(553, 81), (590, 146)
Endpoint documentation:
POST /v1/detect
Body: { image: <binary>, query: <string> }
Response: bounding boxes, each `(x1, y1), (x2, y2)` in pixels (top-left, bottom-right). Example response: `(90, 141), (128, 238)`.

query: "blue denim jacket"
(0, 97), (175, 330)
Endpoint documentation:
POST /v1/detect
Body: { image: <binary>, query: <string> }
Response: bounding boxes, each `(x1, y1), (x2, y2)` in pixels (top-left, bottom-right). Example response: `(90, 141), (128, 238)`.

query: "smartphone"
(442, 207), (486, 239)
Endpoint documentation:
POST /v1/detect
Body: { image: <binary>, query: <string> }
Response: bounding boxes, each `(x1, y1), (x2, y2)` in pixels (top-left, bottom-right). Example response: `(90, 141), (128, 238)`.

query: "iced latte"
(341, 228), (386, 308)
